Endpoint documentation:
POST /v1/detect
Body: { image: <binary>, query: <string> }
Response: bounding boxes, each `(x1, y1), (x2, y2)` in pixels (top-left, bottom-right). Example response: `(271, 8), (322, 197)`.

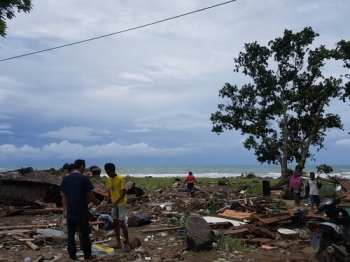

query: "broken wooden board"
(222, 228), (249, 237)
(270, 190), (282, 196)
(253, 213), (291, 225)
(217, 210), (251, 221)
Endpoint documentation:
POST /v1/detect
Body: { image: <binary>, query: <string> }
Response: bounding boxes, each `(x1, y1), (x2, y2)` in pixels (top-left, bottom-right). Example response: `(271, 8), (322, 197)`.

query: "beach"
(1, 164), (350, 179)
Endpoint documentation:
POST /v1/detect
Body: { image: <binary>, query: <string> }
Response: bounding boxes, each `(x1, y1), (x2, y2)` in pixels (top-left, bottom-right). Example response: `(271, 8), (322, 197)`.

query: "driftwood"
(12, 235), (40, 250)
(194, 185), (210, 194)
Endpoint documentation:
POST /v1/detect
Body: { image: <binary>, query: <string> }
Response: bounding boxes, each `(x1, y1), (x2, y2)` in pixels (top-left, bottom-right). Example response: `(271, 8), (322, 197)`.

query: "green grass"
(218, 236), (251, 253)
(91, 175), (280, 196)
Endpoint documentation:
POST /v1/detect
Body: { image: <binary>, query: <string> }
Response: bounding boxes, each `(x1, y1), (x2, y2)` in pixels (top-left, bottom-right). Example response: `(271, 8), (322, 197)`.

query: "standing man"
(104, 163), (131, 252)
(305, 172), (322, 211)
(60, 159), (100, 260)
(185, 171), (196, 196)
(290, 171), (303, 207)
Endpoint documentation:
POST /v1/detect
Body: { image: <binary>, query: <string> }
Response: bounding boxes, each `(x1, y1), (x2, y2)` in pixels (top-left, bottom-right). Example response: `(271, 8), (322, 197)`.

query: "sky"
(0, 0), (349, 168)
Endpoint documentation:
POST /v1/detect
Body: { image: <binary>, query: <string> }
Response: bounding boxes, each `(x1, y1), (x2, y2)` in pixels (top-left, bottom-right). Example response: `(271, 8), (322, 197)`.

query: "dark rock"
(186, 215), (214, 251)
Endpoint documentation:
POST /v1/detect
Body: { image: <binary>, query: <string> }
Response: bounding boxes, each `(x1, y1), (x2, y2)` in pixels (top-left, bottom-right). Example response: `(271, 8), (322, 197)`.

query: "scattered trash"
(91, 244), (116, 258)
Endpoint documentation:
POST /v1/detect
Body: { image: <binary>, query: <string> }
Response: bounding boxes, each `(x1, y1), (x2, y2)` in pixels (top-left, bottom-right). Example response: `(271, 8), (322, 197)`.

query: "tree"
(0, 0), (32, 37)
(211, 27), (347, 186)
(316, 164), (333, 176)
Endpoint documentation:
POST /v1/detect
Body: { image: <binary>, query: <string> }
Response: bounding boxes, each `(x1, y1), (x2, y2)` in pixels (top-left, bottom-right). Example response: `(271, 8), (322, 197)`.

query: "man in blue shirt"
(60, 159), (100, 260)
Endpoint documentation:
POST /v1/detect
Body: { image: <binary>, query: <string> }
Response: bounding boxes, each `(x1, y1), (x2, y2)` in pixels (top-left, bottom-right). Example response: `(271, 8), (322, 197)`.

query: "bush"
(240, 172), (257, 179)
(218, 236), (250, 253)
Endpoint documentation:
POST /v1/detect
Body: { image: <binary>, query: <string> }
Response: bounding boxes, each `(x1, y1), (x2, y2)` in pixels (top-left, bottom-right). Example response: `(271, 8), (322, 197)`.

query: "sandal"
(124, 245), (132, 252)
(112, 244), (123, 249)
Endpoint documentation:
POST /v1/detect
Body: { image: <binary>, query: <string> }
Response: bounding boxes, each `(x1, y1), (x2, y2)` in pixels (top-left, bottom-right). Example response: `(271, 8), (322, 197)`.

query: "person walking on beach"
(305, 172), (322, 211)
(185, 171), (196, 196)
(104, 163), (131, 252)
(60, 159), (100, 260)
(290, 171), (303, 207)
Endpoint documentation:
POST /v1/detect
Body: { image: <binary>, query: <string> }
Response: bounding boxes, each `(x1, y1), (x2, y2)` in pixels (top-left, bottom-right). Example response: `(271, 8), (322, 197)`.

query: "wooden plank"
(217, 210), (251, 221)
(257, 214), (291, 225)
(270, 190), (282, 195)
(12, 235), (40, 251)
(89, 221), (102, 225)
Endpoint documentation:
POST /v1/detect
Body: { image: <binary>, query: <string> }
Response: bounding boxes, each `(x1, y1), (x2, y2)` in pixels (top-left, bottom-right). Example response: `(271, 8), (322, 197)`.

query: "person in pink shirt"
(185, 171), (196, 196)
(290, 171), (303, 206)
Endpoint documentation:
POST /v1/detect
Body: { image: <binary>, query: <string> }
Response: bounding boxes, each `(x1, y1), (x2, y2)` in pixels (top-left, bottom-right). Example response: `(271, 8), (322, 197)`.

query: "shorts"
(310, 195), (320, 205)
(111, 205), (127, 221)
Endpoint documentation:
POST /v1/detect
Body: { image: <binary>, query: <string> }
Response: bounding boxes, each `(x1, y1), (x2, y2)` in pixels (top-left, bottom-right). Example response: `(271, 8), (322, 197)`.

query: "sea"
(1, 164), (350, 179)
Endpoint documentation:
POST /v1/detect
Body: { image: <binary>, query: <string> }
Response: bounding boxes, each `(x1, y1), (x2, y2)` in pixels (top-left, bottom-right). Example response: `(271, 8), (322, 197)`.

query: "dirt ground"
(0, 181), (318, 262)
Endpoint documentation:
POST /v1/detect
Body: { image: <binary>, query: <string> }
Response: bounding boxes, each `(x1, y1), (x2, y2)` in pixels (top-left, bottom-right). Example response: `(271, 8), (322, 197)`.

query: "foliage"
(334, 40), (350, 109)
(211, 27), (347, 179)
(203, 197), (221, 214)
(240, 172), (257, 179)
(316, 164), (333, 175)
(0, 0), (32, 37)
(218, 236), (250, 253)
(159, 211), (190, 227)
(276, 200), (288, 209)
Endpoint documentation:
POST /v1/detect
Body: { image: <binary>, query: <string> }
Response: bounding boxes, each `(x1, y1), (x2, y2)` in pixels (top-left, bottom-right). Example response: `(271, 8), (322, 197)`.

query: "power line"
(0, 0), (236, 62)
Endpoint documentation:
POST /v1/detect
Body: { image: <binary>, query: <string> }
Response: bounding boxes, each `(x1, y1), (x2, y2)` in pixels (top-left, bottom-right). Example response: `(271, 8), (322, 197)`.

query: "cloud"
(37, 127), (111, 141)
(124, 128), (151, 133)
(134, 110), (211, 130)
(0, 124), (13, 134)
(0, 124), (11, 130)
(336, 139), (350, 147)
(0, 140), (197, 160)
(119, 72), (152, 82)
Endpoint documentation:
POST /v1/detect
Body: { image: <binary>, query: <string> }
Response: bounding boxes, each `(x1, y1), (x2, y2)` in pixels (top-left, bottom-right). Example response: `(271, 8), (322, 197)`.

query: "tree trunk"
(272, 159), (291, 189)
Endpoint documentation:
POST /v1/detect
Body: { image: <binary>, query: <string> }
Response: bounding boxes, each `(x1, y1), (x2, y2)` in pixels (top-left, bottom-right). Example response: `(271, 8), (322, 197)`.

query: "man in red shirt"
(185, 171), (196, 196)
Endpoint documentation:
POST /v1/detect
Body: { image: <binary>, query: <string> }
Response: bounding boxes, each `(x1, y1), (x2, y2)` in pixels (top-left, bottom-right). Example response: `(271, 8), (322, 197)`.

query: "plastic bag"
(98, 214), (113, 230)
(92, 244), (116, 258)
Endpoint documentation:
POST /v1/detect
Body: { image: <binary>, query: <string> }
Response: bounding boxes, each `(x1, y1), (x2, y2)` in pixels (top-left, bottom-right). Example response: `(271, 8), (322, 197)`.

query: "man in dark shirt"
(60, 159), (100, 260)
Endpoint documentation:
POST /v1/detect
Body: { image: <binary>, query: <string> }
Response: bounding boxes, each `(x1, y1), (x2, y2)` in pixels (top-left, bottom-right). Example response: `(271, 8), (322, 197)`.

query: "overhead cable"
(0, 0), (236, 62)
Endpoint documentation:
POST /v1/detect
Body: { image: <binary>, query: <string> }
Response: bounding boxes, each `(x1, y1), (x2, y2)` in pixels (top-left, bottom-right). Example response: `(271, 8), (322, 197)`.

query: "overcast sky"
(0, 0), (349, 167)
